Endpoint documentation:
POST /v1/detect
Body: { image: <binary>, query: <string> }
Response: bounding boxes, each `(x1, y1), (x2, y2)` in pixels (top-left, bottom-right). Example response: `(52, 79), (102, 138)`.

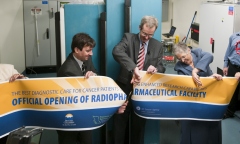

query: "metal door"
(213, 4), (234, 72)
(23, 0), (57, 68)
(199, 3), (215, 56)
(199, 3), (232, 73)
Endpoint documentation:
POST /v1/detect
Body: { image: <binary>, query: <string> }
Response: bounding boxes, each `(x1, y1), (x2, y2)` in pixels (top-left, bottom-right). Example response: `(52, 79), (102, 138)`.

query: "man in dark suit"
(112, 16), (166, 144)
(57, 33), (97, 144)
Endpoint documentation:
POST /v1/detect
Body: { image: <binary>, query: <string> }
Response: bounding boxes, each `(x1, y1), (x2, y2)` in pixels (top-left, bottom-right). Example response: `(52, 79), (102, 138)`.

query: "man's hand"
(235, 72), (240, 80)
(9, 74), (25, 82)
(147, 65), (158, 74)
(131, 67), (141, 85)
(117, 101), (128, 114)
(223, 67), (228, 76)
(84, 71), (97, 79)
(211, 73), (222, 81)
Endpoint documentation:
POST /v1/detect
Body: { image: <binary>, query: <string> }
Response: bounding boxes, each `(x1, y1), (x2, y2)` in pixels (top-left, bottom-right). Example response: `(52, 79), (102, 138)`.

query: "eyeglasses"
(176, 53), (189, 61)
(141, 30), (154, 38)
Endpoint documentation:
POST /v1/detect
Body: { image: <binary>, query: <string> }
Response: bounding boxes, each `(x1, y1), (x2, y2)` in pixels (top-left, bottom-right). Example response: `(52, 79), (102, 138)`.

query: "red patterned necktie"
(137, 42), (145, 70)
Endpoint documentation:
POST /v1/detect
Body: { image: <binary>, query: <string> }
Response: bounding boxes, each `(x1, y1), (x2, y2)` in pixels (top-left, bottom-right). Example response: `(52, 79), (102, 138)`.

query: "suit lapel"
(133, 34), (141, 63)
(192, 52), (198, 66)
(183, 64), (193, 73)
(69, 53), (84, 75)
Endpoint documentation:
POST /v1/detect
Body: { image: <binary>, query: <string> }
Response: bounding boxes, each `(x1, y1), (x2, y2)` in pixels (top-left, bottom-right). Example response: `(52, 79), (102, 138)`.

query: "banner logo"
(63, 113), (76, 127)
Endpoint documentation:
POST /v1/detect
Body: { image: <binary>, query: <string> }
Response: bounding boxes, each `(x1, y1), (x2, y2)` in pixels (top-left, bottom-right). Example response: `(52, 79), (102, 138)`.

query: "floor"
(159, 112), (240, 144)
(37, 114), (240, 144)
(222, 112), (240, 144)
(23, 65), (240, 144)
(23, 72), (57, 78)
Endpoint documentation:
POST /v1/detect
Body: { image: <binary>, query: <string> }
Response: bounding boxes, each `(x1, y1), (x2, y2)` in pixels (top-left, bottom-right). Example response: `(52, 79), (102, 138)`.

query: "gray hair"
(173, 42), (189, 55)
(139, 16), (158, 30)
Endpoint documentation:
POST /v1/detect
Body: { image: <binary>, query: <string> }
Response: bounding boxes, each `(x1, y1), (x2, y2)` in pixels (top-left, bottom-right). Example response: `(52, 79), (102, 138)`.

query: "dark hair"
(71, 33), (96, 52)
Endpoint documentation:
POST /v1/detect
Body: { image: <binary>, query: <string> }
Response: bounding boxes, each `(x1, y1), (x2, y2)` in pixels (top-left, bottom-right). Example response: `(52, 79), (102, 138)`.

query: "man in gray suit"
(57, 33), (97, 144)
(112, 16), (165, 144)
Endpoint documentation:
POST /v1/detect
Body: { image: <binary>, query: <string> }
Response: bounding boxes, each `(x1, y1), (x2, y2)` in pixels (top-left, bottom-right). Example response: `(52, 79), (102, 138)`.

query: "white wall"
(162, 0), (218, 47)
(0, 0), (25, 73)
(172, 0), (205, 46)
(162, 0), (174, 34)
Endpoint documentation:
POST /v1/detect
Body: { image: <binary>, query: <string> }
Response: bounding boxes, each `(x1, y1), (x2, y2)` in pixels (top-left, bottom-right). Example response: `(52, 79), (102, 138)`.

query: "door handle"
(51, 8), (54, 18)
(212, 40), (214, 53)
(46, 28), (49, 39)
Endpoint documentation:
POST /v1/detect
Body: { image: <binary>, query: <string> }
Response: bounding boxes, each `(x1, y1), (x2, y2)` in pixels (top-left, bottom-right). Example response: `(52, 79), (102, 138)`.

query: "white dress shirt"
(0, 64), (19, 82)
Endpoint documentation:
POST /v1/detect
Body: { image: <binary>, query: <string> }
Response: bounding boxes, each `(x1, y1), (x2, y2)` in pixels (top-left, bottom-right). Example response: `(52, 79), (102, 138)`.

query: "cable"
(34, 8), (40, 56)
(184, 11), (197, 43)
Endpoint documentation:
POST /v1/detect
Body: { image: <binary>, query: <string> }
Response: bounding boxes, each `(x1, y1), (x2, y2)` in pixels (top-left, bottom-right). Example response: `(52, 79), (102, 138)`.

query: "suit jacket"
(0, 64), (19, 82)
(57, 53), (97, 77)
(112, 33), (165, 84)
(174, 48), (213, 77)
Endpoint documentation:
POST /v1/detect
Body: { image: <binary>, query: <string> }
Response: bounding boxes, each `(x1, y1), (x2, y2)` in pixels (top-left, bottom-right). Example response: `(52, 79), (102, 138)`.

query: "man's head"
(71, 33), (96, 61)
(139, 16), (158, 43)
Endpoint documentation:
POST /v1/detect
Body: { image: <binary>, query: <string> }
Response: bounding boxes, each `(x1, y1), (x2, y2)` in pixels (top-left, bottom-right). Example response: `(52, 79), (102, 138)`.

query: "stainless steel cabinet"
(23, 0), (57, 73)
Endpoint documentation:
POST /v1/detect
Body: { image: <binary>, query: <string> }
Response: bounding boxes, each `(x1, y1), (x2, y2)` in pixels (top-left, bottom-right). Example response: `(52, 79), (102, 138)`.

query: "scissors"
(125, 91), (132, 102)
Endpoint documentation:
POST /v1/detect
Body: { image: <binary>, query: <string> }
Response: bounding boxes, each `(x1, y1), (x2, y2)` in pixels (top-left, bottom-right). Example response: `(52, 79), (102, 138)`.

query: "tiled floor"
(222, 111), (240, 144)
(39, 113), (240, 144)
(159, 112), (240, 144)
(24, 72), (57, 78)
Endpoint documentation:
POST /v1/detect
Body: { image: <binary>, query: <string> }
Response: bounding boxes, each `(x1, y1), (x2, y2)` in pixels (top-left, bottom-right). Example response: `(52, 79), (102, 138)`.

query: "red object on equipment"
(163, 56), (175, 61)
